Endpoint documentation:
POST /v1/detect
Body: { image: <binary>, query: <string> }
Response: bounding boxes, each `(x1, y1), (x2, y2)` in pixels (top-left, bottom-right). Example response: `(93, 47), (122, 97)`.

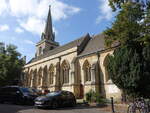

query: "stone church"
(24, 7), (121, 99)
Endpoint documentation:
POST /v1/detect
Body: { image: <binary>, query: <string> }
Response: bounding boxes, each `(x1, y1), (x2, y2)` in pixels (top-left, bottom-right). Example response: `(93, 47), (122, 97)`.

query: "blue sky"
(0, 0), (115, 62)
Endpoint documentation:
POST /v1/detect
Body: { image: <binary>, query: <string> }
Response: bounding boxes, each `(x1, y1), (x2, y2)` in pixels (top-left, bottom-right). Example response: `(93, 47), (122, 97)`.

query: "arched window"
(50, 46), (54, 50)
(29, 70), (33, 87)
(49, 64), (54, 85)
(39, 47), (42, 55)
(83, 60), (91, 82)
(38, 68), (42, 86)
(61, 60), (70, 84)
(103, 55), (111, 82)
(33, 69), (37, 87)
(43, 66), (48, 87)
(25, 72), (29, 87)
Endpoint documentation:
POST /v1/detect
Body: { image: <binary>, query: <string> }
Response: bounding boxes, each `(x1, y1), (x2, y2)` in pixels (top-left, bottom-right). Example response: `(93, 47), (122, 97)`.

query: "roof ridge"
(27, 33), (90, 63)
(52, 33), (90, 50)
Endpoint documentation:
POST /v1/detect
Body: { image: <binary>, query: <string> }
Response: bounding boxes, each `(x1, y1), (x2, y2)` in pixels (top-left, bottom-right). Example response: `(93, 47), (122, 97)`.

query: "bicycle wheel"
(136, 108), (141, 113)
(141, 107), (149, 113)
(127, 105), (134, 113)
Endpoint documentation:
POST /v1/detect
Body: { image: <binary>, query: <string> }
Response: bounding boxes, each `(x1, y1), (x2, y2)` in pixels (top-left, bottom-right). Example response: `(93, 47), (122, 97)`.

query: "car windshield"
(46, 91), (60, 97)
(31, 88), (37, 92)
(21, 88), (33, 93)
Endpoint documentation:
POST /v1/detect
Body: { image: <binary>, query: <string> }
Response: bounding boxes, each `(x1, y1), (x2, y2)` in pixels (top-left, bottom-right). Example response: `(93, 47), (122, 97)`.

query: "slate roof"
(78, 33), (105, 57)
(27, 34), (90, 64)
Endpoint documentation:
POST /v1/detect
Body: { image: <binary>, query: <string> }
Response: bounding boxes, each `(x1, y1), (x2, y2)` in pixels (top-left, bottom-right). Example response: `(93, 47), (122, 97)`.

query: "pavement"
(0, 101), (128, 113)
(0, 103), (112, 113)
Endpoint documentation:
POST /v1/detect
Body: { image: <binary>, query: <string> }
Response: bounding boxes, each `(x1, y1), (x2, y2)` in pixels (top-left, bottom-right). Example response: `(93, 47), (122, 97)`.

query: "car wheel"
(14, 100), (20, 105)
(0, 100), (4, 104)
(36, 106), (42, 109)
(52, 101), (59, 109)
(22, 99), (27, 105)
(71, 99), (76, 107)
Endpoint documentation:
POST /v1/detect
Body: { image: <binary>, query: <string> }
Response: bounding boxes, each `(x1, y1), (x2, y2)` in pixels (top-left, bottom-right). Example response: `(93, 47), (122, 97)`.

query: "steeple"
(42, 5), (55, 41)
(36, 5), (59, 57)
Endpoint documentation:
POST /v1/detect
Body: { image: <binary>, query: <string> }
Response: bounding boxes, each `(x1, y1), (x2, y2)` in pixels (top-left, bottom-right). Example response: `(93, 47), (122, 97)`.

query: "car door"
(3, 87), (11, 102)
(0, 88), (6, 102)
(0, 88), (2, 101)
(10, 87), (22, 103)
(10, 88), (18, 102)
(60, 91), (68, 105)
(65, 92), (75, 104)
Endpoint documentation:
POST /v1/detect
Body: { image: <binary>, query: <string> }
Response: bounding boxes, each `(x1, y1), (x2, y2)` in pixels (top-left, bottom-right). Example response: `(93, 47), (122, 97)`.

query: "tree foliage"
(104, 2), (144, 47)
(106, 45), (150, 97)
(104, 1), (150, 97)
(106, 1), (150, 46)
(0, 43), (24, 86)
(109, 0), (149, 11)
(141, 2), (150, 44)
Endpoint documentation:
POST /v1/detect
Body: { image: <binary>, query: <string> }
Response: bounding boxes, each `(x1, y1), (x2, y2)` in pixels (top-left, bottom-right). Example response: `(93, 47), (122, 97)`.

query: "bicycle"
(127, 98), (149, 113)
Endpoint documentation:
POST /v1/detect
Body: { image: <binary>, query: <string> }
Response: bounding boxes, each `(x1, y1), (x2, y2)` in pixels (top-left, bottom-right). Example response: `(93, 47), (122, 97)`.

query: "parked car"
(34, 90), (76, 108)
(0, 86), (38, 105)
(30, 88), (42, 96)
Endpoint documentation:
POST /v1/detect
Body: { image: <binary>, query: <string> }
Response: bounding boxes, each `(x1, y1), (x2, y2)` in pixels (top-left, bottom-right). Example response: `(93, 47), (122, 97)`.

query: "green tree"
(140, 2), (150, 44)
(109, 0), (148, 11)
(107, 0), (150, 45)
(104, 1), (150, 98)
(104, 2), (143, 47)
(0, 43), (24, 86)
(0, 43), (5, 54)
(106, 45), (150, 97)
(140, 45), (150, 97)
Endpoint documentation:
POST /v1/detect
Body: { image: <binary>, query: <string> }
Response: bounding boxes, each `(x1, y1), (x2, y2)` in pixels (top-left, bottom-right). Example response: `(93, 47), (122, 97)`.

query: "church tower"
(36, 6), (59, 57)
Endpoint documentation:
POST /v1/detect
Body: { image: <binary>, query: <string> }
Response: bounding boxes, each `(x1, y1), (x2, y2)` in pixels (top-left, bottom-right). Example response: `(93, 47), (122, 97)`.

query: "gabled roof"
(78, 33), (105, 57)
(27, 34), (91, 64)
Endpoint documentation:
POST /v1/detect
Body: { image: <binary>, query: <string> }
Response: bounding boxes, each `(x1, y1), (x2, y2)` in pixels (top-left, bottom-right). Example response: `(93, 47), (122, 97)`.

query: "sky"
(0, 0), (115, 62)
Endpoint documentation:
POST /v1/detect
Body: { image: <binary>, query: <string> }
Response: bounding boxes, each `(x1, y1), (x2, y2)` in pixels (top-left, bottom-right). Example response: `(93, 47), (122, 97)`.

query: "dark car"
(0, 86), (38, 105)
(34, 90), (76, 108)
(30, 88), (42, 96)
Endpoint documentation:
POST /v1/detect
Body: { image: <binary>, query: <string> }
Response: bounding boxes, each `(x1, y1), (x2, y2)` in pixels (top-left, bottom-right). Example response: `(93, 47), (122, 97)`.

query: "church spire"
(43, 5), (55, 41)
(36, 5), (59, 57)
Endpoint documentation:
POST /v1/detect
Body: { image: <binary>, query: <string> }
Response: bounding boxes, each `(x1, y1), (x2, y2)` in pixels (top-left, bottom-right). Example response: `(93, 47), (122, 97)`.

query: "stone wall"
(24, 47), (122, 100)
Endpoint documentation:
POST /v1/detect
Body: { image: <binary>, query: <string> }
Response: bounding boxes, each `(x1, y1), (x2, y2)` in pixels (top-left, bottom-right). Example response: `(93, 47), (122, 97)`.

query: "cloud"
(15, 27), (24, 33)
(9, 0), (37, 17)
(0, 24), (9, 31)
(19, 17), (45, 35)
(0, 0), (81, 35)
(96, 0), (114, 24)
(49, 0), (81, 21)
(24, 40), (35, 45)
(0, 0), (8, 15)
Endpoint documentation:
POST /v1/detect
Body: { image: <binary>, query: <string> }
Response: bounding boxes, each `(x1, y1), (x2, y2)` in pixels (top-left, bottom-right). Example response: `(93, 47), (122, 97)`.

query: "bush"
(85, 90), (107, 104)
(85, 90), (93, 102)
(106, 45), (150, 98)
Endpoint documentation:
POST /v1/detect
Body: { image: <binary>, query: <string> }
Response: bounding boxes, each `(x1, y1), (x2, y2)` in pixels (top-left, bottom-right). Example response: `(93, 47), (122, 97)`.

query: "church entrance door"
(79, 84), (84, 99)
